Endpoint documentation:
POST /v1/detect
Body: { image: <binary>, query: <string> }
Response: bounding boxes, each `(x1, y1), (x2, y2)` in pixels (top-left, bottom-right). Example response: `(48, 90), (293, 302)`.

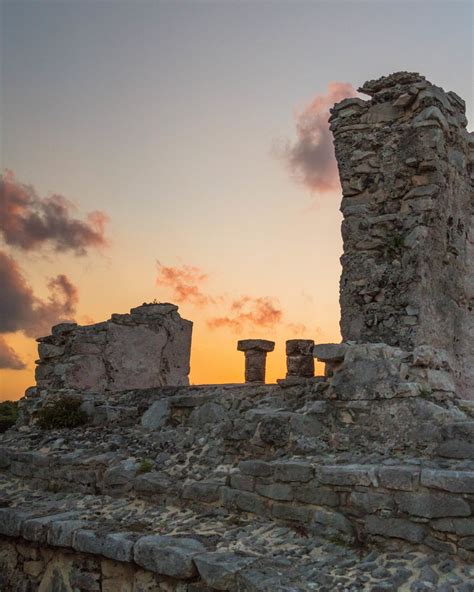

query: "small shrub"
(137, 459), (154, 474)
(0, 401), (19, 433)
(36, 397), (87, 430)
(418, 387), (432, 399)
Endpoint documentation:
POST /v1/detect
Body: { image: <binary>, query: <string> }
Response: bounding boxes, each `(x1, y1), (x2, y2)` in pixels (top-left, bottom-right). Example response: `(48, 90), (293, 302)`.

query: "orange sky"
(1, 1), (472, 401)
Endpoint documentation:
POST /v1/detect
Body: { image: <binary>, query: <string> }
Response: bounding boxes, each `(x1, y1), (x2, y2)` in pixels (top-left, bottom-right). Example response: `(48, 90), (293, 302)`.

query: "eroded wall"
(331, 71), (474, 398)
(34, 303), (192, 392)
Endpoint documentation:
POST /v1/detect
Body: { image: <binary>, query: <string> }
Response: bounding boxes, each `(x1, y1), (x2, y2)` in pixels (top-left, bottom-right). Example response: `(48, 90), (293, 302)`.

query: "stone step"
(1, 474), (473, 592)
(2, 446), (474, 560)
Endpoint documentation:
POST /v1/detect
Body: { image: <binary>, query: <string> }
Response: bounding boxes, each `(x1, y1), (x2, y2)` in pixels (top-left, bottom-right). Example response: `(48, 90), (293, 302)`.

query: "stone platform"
(1, 376), (474, 590)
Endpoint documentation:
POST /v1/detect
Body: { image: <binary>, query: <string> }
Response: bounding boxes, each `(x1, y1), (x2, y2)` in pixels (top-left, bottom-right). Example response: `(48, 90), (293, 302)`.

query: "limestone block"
(313, 343), (348, 363)
(33, 302), (192, 394)
(102, 533), (135, 563)
(194, 552), (255, 591)
(365, 516), (426, 543)
(237, 340), (275, 352)
(273, 461), (313, 483)
(134, 535), (205, 578)
(140, 400), (170, 430)
(420, 469), (474, 493)
(395, 491), (471, 518)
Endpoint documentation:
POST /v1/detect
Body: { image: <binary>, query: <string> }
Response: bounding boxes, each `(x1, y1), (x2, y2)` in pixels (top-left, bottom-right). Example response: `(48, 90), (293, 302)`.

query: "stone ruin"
(35, 303), (193, 393)
(332, 71), (474, 400)
(0, 72), (473, 591)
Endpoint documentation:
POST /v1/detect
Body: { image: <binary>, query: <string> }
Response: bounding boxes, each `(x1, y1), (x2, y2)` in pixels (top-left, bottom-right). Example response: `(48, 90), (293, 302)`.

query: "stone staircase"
(1, 382), (474, 591)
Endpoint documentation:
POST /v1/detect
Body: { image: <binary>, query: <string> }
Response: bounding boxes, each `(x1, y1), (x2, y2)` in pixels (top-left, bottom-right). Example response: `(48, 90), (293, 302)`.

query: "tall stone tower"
(330, 72), (474, 398)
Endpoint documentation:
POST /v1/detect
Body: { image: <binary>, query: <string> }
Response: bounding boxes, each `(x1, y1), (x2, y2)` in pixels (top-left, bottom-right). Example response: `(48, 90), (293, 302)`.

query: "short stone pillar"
(286, 340), (315, 378)
(237, 339), (275, 383)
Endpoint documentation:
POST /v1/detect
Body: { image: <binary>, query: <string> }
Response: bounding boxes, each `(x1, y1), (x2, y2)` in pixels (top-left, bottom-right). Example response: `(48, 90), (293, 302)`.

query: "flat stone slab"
(313, 343), (348, 362)
(237, 339), (275, 352)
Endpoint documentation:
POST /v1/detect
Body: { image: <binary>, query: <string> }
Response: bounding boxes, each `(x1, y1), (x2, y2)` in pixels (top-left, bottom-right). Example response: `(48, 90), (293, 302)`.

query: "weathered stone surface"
(134, 535), (205, 578)
(237, 340), (275, 352)
(194, 552), (255, 590)
(102, 532), (135, 563)
(272, 461), (313, 483)
(332, 71), (474, 399)
(73, 529), (106, 555)
(313, 343), (348, 362)
(140, 400), (170, 430)
(378, 466), (419, 491)
(365, 516), (426, 543)
(34, 302), (192, 393)
(420, 469), (474, 493)
(396, 491), (471, 518)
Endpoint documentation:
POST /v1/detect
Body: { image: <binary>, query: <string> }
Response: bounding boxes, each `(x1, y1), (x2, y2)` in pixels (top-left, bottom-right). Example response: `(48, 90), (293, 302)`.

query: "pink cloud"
(156, 262), (216, 306)
(285, 82), (356, 193)
(208, 296), (282, 333)
(0, 169), (109, 255)
(0, 250), (78, 338)
(0, 336), (26, 370)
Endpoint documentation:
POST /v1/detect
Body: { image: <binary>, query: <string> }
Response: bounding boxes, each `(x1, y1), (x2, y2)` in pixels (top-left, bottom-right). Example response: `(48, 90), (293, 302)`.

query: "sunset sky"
(1, 0), (473, 401)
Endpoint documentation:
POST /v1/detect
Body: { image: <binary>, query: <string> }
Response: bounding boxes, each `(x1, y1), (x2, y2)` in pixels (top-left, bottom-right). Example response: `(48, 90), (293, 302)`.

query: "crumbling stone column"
(286, 339), (314, 378)
(237, 339), (275, 383)
(330, 71), (474, 399)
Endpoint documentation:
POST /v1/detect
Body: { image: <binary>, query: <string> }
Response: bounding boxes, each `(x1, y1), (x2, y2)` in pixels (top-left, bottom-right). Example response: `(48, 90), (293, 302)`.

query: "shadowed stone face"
(331, 71), (474, 399)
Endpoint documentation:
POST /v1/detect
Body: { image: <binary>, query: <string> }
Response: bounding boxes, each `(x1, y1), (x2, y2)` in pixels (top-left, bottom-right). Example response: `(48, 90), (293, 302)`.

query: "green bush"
(137, 459), (154, 474)
(0, 401), (19, 433)
(36, 397), (87, 430)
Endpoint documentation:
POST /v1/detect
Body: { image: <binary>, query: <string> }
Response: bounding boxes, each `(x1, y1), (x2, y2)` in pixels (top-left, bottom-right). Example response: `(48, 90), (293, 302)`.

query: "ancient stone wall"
(34, 303), (192, 393)
(330, 72), (474, 399)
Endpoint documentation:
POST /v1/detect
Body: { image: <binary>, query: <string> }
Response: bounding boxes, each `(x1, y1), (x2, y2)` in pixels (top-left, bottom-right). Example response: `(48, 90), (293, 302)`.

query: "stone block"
(229, 473), (255, 492)
(239, 460), (273, 478)
(273, 461), (313, 483)
(431, 518), (474, 536)
(312, 508), (354, 535)
(73, 529), (106, 555)
(255, 481), (293, 501)
(237, 340), (275, 352)
(194, 552), (255, 591)
(134, 535), (205, 578)
(183, 480), (221, 502)
(294, 482), (339, 507)
(134, 472), (171, 495)
(420, 468), (474, 493)
(313, 343), (348, 362)
(348, 491), (395, 513)
(378, 466), (419, 491)
(396, 491), (471, 518)
(140, 400), (170, 430)
(365, 516), (426, 543)
(220, 487), (268, 516)
(286, 340), (314, 355)
(47, 519), (90, 547)
(318, 464), (377, 487)
(271, 503), (313, 523)
(102, 533), (135, 563)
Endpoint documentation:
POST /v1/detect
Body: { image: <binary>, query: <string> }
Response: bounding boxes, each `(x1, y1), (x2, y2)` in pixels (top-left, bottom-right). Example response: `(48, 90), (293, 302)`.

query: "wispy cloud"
(0, 169), (109, 255)
(0, 250), (78, 338)
(0, 336), (26, 370)
(283, 82), (356, 193)
(207, 296), (282, 333)
(156, 262), (216, 306)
